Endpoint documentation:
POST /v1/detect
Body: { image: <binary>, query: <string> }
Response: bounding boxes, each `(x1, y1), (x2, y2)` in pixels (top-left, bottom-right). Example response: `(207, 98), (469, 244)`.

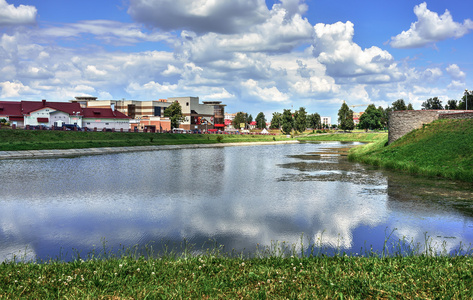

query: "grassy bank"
(1, 253), (472, 299)
(348, 119), (473, 182)
(298, 132), (388, 143)
(0, 129), (287, 151)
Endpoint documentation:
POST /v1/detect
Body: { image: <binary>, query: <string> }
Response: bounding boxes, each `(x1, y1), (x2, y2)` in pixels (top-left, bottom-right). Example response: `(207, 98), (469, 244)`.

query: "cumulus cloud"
(312, 21), (399, 82)
(446, 64), (466, 79)
(0, 80), (35, 97)
(0, 0), (36, 27)
(127, 0), (269, 34)
(242, 79), (289, 102)
(390, 2), (473, 48)
(40, 20), (173, 45)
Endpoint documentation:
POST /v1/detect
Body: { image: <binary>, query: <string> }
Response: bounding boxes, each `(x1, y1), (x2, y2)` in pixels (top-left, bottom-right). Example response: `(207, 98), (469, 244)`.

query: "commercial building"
(0, 99), (130, 131)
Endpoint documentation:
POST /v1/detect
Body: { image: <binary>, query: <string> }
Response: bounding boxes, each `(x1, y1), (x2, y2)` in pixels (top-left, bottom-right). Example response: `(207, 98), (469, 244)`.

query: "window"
(186, 102), (189, 106)
(105, 123), (109, 125)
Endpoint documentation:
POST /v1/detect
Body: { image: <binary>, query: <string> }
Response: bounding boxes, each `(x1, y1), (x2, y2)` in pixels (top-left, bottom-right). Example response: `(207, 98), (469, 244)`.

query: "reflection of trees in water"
(386, 174), (473, 218)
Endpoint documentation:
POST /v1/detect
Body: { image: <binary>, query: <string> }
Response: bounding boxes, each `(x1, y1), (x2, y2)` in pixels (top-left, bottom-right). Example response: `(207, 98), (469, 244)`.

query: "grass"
(298, 131), (388, 143)
(0, 129), (290, 151)
(348, 119), (473, 182)
(1, 238), (472, 299)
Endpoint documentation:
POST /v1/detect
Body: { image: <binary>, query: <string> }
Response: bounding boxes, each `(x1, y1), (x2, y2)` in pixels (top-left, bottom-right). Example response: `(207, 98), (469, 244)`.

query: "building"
(353, 112), (364, 125)
(75, 96), (226, 132)
(321, 116), (332, 127)
(0, 99), (130, 130)
(167, 97), (226, 131)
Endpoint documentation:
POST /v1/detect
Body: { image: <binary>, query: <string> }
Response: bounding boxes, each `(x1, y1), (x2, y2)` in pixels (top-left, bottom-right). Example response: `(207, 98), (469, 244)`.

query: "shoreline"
(0, 140), (299, 160)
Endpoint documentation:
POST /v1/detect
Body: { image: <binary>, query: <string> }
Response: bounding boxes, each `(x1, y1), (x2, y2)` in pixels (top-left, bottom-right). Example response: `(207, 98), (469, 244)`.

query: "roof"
(82, 108), (130, 119)
(21, 100), (83, 115)
(0, 101), (22, 117)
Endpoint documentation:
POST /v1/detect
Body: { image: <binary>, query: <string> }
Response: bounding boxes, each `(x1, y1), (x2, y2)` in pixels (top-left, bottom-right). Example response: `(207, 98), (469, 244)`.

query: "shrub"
(216, 136), (224, 143)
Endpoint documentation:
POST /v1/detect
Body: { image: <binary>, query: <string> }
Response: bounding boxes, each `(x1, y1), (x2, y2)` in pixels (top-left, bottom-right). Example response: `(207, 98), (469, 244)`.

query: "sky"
(1, 0), (473, 121)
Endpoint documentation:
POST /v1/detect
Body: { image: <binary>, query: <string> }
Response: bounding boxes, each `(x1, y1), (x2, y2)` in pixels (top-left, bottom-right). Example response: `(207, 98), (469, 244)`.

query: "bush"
(216, 136), (224, 143)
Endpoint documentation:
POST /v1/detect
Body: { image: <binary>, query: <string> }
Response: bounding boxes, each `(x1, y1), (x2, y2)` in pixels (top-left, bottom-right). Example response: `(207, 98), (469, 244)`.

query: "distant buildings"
(0, 99), (130, 131)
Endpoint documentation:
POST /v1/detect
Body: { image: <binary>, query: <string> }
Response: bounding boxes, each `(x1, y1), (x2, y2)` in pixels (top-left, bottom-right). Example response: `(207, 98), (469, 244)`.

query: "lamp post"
(466, 89), (469, 111)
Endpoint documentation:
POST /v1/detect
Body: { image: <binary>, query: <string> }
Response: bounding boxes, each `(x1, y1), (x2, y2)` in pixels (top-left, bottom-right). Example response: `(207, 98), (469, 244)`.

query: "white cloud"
(128, 0), (269, 34)
(0, 80), (35, 97)
(0, 0), (36, 27)
(312, 21), (399, 82)
(446, 64), (466, 79)
(203, 88), (235, 100)
(390, 2), (473, 48)
(242, 79), (289, 102)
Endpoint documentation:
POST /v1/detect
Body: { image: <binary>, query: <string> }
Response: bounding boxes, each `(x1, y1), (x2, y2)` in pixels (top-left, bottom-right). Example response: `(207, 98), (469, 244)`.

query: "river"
(1, 142), (472, 261)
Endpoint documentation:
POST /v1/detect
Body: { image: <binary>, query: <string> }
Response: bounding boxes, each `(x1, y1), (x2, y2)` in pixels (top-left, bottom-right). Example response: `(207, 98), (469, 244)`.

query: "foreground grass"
(1, 254), (472, 299)
(348, 119), (473, 182)
(0, 129), (287, 151)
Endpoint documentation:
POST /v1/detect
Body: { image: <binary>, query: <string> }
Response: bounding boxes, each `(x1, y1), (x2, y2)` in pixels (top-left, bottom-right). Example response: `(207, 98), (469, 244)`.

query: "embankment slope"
(348, 119), (473, 182)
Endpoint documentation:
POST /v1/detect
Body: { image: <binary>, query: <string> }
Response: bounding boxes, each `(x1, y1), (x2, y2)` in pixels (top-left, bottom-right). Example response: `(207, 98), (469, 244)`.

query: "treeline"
(338, 90), (473, 131)
(232, 108), (324, 135)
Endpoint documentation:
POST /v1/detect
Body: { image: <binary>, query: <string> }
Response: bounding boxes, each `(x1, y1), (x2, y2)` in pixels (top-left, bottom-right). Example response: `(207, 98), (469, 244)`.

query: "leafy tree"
(308, 113), (321, 129)
(407, 103), (414, 110)
(232, 112), (247, 129)
(421, 97), (443, 110)
(247, 114), (253, 124)
(293, 107), (307, 133)
(378, 106), (389, 129)
(458, 91), (473, 110)
(255, 112), (266, 129)
(281, 109), (294, 135)
(270, 112), (282, 129)
(359, 104), (382, 130)
(446, 100), (458, 110)
(163, 101), (183, 129)
(338, 102), (354, 131)
(391, 99), (407, 111)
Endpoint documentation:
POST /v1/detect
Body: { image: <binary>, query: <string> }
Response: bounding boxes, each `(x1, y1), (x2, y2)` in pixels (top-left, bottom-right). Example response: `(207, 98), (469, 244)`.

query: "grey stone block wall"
(388, 110), (440, 144)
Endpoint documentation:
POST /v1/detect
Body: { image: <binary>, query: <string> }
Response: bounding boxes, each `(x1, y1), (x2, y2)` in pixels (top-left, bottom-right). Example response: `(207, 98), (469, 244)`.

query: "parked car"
(63, 124), (82, 131)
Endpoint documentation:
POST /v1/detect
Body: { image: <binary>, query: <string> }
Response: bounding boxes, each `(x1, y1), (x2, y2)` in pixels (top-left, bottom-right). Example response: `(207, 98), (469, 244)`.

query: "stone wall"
(388, 110), (473, 144)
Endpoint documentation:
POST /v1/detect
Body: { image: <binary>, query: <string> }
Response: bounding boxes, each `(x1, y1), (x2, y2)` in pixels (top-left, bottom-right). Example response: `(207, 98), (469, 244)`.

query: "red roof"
(0, 101), (22, 117)
(21, 100), (83, 115)
(224, 119), (232, 125)
(250, 121), (256, 125)
(82, 108), (130, 119)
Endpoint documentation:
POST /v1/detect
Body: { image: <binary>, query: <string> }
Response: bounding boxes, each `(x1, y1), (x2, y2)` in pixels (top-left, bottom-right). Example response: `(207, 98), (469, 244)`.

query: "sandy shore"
(0, 140), (300, 160)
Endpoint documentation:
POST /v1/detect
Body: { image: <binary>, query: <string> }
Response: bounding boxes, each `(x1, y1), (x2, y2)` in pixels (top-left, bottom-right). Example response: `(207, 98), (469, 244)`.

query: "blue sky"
(1, 0), (472, 121)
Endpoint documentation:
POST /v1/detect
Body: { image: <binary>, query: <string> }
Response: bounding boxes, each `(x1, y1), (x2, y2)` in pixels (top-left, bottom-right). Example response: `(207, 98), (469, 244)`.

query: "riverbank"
(1, 253), (471, 299)
(0, 140), (299, 159)
(348, 119), (473, 182)
(0, 129), (301, 159)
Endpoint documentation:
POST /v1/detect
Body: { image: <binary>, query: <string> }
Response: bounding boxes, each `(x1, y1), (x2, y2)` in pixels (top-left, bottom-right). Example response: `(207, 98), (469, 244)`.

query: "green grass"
(348, 119), (473, 182)
(0, 129), (289, 151)
(298, 132), (388, 143)
(1, 244), (472, 299)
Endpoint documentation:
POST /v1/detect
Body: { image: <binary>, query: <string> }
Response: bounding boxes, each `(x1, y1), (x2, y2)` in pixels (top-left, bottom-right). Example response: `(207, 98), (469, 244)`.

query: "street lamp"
(466, 89), (468, 111)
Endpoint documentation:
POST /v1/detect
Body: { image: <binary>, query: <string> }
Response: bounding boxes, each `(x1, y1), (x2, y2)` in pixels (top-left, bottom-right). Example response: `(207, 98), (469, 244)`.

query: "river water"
(1, 142), (473, 261)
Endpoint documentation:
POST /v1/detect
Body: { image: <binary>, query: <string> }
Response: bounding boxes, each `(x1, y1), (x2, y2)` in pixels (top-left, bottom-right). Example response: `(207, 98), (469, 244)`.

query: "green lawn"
(0, 129), (288, 151)
(348, 119), (473, 182)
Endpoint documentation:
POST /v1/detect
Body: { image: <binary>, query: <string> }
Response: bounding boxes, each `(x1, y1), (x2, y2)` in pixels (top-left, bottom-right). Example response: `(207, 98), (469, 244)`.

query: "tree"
(391, 99), (407, 111)
(294, 107), (307, 133)
(308, 113), (321, 129)
(232, 112), (247, 129)
(255, 112), (266, 129)
(421, 97), (443, 110)
(338, 102), (354, 131)
(281, 109), (294, 135)
(163, 101), (183, 129)
(270, 112), (282, 129)
(458, 91), (473, 110)
(247, 114), (253, 124)
(407, 103), (414, 110)
(378, 106), (388, 129)
(446, 100), (458, 110)
(359, 104), (382, 130)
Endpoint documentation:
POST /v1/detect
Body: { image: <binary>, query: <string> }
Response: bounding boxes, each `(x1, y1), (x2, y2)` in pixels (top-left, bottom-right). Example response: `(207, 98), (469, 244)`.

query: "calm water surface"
(1, 142), (473, 261)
